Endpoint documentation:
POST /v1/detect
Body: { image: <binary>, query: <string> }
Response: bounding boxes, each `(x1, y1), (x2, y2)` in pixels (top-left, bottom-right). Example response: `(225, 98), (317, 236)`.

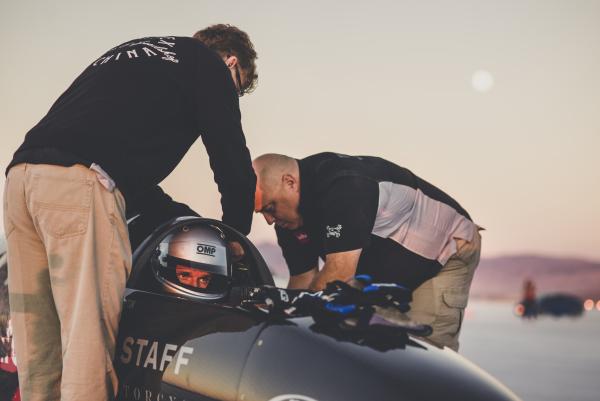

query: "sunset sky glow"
(1, 0), (599, 259)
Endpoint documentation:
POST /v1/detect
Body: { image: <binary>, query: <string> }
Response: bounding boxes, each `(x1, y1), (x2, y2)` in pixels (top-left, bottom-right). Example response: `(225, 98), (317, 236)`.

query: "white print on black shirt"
(92, 37), (179, 67)
(326, 224), (342, 238)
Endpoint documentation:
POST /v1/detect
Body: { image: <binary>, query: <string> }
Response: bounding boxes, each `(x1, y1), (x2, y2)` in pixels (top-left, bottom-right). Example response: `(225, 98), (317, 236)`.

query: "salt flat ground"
(460, 301), (600, 401)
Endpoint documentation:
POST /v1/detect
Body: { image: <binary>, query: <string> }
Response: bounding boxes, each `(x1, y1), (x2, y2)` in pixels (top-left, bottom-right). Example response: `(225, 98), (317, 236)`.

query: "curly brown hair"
(193, 24), (258, 94)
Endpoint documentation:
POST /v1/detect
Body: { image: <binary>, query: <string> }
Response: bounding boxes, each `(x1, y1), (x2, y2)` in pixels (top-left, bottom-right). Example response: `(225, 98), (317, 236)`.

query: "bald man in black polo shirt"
(253, 152), (482, 351)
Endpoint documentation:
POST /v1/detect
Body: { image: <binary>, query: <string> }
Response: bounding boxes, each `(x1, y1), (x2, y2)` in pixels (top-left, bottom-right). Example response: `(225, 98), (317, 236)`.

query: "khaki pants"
(408, 230), (481, 351)
(3, 164), (132, 401)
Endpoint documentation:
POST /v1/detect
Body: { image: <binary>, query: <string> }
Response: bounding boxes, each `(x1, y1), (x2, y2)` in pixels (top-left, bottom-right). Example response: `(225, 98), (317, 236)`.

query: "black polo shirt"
(276, 152), (476, 290)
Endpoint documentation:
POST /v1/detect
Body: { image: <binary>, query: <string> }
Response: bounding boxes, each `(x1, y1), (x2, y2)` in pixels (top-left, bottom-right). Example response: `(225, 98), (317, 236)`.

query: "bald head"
(253, 153), (298, 192)
(252, 153), (303, 229)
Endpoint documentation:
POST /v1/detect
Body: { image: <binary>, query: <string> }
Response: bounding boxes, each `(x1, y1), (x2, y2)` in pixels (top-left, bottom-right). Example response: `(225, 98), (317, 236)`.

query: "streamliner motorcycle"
(115, 215), (521, 401)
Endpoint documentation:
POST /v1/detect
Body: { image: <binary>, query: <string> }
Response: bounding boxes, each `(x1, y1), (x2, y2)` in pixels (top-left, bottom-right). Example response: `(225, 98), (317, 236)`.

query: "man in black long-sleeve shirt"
(3, 25), (257, 401)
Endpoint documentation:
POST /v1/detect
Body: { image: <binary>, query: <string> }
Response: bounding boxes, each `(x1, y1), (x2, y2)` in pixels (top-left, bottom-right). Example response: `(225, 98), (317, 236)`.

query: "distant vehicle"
(515, 294), (583, 318)
(538, 294), (584, 317)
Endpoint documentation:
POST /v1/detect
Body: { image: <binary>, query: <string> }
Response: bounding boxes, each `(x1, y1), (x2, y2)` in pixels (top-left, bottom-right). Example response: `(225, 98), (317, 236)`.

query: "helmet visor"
(163, 256), (230, 294)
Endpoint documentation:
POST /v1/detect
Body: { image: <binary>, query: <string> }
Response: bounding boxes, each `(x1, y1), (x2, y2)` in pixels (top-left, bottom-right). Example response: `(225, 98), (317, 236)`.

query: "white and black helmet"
(153, 224), (231, 300)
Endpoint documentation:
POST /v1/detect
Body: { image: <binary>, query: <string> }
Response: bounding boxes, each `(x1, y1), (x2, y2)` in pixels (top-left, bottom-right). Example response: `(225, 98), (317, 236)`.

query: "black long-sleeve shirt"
(7, 36), (256, 234)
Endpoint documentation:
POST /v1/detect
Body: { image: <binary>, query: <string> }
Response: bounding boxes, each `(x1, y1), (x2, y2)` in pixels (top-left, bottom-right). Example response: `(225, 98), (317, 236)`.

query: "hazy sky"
(1, 0), (599, 259)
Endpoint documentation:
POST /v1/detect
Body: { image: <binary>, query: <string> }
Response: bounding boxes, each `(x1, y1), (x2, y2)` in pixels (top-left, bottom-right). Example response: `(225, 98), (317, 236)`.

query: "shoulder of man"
(303, 152), (374, 193)
(89, 36), (223, 69)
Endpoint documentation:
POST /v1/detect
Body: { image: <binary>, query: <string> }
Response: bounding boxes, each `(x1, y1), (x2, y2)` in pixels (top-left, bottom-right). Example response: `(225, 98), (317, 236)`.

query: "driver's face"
(175, 265), (212, 289)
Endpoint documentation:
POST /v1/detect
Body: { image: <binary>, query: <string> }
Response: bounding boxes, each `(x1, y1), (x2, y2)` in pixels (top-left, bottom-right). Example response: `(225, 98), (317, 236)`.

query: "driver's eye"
(178, 272), (191, 278)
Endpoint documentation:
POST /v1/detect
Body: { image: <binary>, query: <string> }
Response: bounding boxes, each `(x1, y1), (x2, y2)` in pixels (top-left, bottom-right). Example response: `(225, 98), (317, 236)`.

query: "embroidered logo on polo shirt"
(326, 224), (343, 238)
(294, 231), (310, 244)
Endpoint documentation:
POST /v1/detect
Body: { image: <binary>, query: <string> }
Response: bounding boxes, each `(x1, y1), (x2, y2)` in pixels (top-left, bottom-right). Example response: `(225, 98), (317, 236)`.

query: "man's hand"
(309, 249), (362, 291)
(228, 241), (245, 262)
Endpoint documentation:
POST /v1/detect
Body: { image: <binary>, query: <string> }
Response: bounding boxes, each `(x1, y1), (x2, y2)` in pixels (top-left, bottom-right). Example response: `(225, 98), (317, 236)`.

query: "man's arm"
(308, 249), (362, 291)
(307, 175), (378, 290)
(197, 50), (256, 235)
(288, 267), (318, 289)
(276, 226), (319, 289)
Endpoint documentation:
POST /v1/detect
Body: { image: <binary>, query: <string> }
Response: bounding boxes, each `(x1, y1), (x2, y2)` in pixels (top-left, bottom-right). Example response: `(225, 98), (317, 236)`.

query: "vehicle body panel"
(114, 217), (522, 401)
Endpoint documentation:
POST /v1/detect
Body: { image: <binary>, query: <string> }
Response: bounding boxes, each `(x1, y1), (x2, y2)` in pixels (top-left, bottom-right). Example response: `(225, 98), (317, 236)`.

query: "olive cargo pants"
(408, 230), (482, 351)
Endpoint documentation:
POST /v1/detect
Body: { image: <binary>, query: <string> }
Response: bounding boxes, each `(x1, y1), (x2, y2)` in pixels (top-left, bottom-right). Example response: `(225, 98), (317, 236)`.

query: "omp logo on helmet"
(325, 224), (342, 238)
(196, 243), (216, 257)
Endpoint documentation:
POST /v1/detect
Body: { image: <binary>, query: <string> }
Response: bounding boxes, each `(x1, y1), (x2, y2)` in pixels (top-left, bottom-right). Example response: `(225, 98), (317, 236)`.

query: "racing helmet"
(154, 224), (231, 300)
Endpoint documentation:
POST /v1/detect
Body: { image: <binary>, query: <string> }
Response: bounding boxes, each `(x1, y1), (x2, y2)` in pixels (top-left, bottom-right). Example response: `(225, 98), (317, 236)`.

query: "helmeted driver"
(158, 224), (232, 298)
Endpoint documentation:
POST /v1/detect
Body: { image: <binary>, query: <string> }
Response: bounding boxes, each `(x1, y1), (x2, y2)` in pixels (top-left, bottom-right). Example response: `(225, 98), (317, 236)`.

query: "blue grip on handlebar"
(354, 274), (373, 284)
(363, 283), (408, 293)
(325, 303), (357, 315)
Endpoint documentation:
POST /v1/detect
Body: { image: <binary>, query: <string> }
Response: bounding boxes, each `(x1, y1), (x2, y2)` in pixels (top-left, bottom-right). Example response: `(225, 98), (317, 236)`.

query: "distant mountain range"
(468, 254), (600, 301)
(254, 242), (600, 301)
(1, 240), (599, 319)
